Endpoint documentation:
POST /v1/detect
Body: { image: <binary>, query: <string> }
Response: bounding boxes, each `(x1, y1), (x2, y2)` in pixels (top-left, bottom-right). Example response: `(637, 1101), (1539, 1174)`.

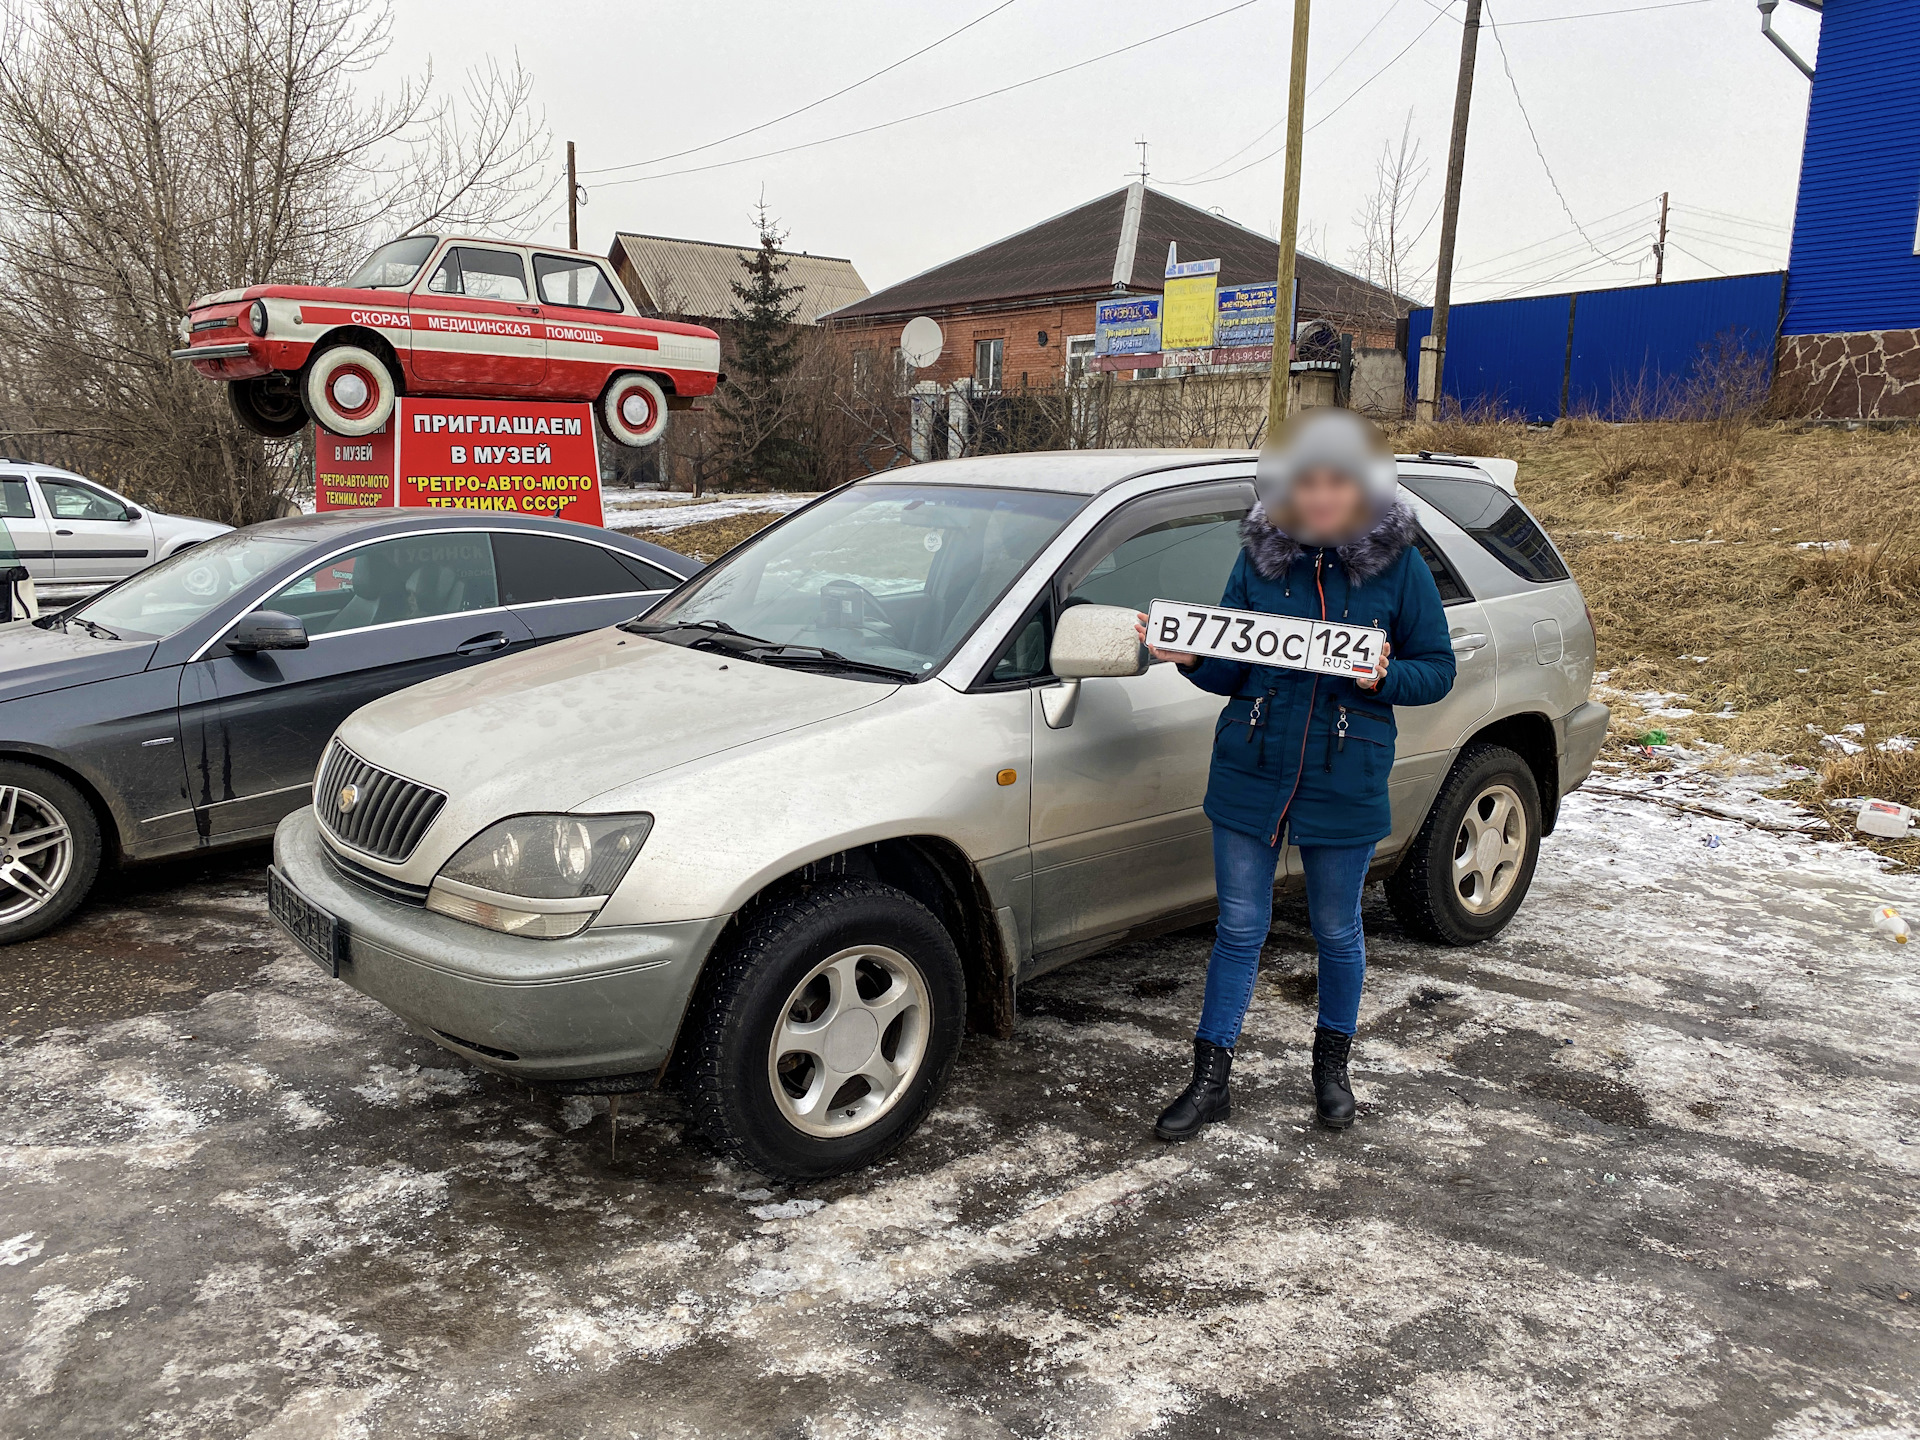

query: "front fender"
(588, 683), (1033, 929)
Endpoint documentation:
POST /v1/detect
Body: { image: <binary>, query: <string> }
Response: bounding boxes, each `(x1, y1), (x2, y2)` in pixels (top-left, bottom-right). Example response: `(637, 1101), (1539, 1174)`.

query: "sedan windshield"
(51, 530), (308, 642)
(637, 484), (1085, 678)
(346, 235), (438, 289)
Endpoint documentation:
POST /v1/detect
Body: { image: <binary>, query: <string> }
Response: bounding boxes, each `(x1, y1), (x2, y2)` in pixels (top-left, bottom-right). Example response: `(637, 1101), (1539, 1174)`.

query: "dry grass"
(643, 511), (786, 564)
(1404, 418), (1920, 850)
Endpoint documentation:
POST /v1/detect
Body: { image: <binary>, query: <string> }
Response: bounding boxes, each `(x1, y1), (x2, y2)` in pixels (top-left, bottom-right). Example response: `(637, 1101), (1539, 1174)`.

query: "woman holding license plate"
(1133, 409), (1455, 1137)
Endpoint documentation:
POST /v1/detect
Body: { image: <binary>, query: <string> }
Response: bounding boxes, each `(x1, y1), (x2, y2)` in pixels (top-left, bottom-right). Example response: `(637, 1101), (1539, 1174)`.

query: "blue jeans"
(1194, 826), (1376, 1048)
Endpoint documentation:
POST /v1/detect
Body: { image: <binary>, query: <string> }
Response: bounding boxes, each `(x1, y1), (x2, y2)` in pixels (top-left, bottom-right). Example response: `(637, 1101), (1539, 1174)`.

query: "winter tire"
(303, 343), (397, 437)
(686, 879), (965, 1181)
(227, 374), (308, 439)
(599, 373), (670, 448)
(1386, 742), (1542, 946)
(0, 762), (102, 946)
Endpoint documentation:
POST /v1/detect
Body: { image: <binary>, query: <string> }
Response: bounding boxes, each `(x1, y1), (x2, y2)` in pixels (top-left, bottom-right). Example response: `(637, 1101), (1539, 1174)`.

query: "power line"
(1306, 4), (1456, 132)
(1499, 0), (1713, 23)
(1663, 240), (1732, 276)
(1486, 241), (1654, 298)
(582, 0), (1021, 178)
(589, 0), (1265, 191)
(1453, 198), (1658, 272)
(1169, 0), (1453, 185)
(1455, 220), (1658, 286)
(1482, 0), (1642, 267)
(1171, 0), (1413, 185)
(1674, 202), (1791, 233)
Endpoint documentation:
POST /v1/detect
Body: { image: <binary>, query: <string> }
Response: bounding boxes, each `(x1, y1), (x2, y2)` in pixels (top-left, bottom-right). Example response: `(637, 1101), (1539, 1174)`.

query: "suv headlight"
(426, 813), (653, 939)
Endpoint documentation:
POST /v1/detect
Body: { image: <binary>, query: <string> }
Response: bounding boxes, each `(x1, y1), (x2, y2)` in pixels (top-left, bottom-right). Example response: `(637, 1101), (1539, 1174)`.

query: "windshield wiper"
(746, 646), (916, 682)
(622, 617), (772, 645)
(64, 616), (121, 642)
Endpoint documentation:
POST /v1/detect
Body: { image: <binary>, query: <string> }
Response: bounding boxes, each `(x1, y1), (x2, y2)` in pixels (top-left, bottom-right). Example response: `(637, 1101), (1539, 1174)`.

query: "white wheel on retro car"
(599, 373), (671, 448)
(304, 343), (398, 437)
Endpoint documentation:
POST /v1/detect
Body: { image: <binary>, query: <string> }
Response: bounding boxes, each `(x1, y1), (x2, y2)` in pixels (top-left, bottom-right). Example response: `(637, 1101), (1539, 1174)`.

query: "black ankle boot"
(1155, 1039), (1233, 1142)
(1312, 1026), (1356, 1129)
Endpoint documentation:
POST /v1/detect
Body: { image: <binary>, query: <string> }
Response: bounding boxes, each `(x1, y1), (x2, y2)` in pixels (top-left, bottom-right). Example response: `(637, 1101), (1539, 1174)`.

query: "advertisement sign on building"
(1094, 296), (1163, 358)
(315, 397), (605, 526)
(1161, 256), (1221, 358)
(1214, 282), (1279, 364)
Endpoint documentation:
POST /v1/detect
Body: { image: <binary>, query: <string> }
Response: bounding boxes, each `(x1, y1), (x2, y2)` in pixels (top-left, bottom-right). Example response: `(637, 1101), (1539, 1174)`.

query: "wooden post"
(1266, 0), (1313, 436)
(567, 140), (580, 251)
(1654, 191), (1670, 284)
(1418, 0), (1483, 422)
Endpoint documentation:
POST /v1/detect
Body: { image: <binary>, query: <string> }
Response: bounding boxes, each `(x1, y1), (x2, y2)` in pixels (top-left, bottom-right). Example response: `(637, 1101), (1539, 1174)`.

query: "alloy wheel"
(1452, 782), (1526, 915)
(767, 945), (930, 1138)
(0, 785), (74, 926)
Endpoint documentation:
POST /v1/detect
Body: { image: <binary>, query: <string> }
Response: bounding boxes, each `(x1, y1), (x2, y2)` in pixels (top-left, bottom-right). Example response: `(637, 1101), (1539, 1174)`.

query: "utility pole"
(567, 140), (580, 250)
(1266, 0), (1312, 433)
(1417, 0), (1483, 423)
(1653, 190), (1670, 284)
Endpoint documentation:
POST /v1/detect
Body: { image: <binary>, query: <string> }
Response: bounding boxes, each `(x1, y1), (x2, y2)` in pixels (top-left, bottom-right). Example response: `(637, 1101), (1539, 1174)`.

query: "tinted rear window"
(493, 531), (674, 605)
(1413, 533), (1473, 604)
(1402, 475), (1568, 583)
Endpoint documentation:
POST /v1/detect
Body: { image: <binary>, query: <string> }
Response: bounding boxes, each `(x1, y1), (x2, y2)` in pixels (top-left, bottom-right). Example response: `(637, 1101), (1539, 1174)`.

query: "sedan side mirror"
(226, 609), (308, 654)
(1049, 604), (1147, 679)
(123, 508), (142, 521)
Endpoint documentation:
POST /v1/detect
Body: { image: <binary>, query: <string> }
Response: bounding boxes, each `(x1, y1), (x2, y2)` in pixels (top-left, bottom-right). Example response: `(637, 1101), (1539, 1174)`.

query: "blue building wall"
(1405, 273), (1784, 421)
(1568, 273), (1786, 417)
(1783, 0), (1920, 336)
(1404, 295), (1570, 422)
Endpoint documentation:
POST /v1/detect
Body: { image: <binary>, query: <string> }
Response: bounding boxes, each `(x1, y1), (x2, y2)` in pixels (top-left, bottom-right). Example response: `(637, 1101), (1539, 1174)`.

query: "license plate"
(268, 866), (346, 977)
(1147, 599), (1387, 679)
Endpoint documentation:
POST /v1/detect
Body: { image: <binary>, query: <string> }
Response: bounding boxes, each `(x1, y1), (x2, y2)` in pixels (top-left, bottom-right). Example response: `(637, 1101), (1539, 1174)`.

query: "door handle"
(1450, 632), (1488, 653)
(515, 305), (541, 316)
(55, 529), (73, 536)
(456, 632), (511, 656)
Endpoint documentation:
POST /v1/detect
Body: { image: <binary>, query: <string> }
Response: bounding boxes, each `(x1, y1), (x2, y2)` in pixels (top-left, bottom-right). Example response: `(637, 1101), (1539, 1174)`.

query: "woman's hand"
(1135, 611), (1199, 669)
(1354, 641), (1390, 691)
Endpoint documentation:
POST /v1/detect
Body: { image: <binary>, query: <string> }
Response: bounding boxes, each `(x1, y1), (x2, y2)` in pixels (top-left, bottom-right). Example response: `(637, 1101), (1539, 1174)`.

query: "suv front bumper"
(273, 807), (728, 1083)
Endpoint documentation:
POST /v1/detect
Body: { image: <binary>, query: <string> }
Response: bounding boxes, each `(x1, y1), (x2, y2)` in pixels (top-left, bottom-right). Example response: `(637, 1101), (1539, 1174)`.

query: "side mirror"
(226, 609), (308, 654)
(123, 508), (142, 521)
(1048, 603), (1147, 679)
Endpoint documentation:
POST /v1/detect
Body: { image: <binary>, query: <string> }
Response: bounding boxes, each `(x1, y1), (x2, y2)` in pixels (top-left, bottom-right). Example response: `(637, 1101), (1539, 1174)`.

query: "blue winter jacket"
(1184, 501), (1456, 848)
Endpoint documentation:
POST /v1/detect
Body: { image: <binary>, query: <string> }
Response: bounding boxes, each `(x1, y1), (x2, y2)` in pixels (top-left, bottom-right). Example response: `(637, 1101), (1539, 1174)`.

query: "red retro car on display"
(172, 235), (721, 447)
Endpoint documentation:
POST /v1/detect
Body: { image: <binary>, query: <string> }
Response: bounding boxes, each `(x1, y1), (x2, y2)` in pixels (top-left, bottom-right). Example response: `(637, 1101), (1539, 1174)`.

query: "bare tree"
(1349, 110), (1434, 336)
(0, 0), (550, 524)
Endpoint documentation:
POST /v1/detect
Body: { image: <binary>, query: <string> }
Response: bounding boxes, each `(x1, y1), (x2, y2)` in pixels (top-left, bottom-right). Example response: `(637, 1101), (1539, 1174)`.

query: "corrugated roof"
(608, 233), (869, 324)
(820, 184), (1411, 326)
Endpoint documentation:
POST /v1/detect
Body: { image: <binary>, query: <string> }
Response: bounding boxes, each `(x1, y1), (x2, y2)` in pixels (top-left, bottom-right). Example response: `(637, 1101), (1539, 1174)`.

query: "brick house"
(819, 182), (1408, 391)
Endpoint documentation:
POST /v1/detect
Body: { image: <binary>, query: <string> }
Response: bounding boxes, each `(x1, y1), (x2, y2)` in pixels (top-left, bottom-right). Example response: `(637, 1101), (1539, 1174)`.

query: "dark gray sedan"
(0, 509), (698, 943)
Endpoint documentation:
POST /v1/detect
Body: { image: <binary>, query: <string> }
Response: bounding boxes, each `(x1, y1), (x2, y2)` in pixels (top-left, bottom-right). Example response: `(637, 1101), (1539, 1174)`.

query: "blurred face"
(1285, 466), (1369, 543)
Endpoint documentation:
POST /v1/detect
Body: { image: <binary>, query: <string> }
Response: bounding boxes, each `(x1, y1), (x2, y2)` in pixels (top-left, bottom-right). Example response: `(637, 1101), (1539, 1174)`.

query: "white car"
(0, 462), (230, 595)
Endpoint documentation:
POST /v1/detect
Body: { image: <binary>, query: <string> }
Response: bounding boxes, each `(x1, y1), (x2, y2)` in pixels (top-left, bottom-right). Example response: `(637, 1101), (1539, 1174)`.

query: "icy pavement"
(1, 767), (1918, 1437)
(601, 491), (811, 533)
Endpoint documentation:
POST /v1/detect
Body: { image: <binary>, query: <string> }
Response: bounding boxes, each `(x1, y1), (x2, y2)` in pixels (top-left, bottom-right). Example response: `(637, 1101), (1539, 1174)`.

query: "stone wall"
(1774, 329), (1920, 419)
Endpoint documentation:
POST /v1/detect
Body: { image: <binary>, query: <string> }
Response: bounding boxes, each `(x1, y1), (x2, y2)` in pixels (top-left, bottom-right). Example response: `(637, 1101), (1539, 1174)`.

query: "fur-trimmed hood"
(1239, 500), (1418, 584)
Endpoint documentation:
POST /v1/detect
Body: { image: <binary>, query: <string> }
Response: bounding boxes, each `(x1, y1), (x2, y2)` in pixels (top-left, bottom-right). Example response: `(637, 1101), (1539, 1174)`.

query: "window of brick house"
(974, 337), (1004, 391)
(852, 348), (876, 386)
(1066, 335), (1096, 381)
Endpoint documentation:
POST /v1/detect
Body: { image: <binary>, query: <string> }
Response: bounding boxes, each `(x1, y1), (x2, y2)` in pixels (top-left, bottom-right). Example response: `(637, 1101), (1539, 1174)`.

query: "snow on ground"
(600, 491), (811, 533)
(2, 757), (1918, 1435)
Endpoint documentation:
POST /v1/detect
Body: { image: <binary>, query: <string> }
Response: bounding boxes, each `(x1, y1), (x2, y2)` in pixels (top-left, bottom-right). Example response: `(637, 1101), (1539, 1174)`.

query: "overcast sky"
(381, 0), (1821, 304)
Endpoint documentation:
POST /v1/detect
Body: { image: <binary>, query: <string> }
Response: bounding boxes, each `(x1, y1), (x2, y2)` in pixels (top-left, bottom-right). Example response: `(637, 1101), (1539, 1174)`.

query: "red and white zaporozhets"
(172, 235), (721, 447)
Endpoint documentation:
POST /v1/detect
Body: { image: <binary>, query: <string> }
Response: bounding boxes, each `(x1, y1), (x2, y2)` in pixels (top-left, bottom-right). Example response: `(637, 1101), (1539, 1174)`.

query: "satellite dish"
(900, 316), (944, 369)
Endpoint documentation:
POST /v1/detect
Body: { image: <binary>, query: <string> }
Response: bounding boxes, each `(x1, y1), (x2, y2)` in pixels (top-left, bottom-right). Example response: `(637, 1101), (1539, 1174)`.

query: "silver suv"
(270, 449), (1608, 1179)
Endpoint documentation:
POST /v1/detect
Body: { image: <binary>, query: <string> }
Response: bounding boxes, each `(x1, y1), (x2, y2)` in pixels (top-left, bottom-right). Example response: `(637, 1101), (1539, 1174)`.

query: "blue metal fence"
(1405, 272), (1786, 422)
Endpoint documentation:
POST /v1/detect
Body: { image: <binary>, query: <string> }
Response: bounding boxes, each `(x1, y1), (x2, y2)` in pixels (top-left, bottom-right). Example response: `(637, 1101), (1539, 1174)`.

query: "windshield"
(640, 484), (1085, 677)
(346, 235), (438, 290)
(55, 530), (309, 641)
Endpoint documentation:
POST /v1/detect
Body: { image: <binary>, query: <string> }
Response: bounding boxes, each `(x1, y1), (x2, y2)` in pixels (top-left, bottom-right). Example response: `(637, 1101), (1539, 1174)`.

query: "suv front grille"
(315, 742), (445, 863)
(324, 847), (430, 906)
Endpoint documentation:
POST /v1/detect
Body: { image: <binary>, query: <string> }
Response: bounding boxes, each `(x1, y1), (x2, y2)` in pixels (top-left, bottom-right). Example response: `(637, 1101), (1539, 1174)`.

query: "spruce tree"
(714, 203), (813, 488)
